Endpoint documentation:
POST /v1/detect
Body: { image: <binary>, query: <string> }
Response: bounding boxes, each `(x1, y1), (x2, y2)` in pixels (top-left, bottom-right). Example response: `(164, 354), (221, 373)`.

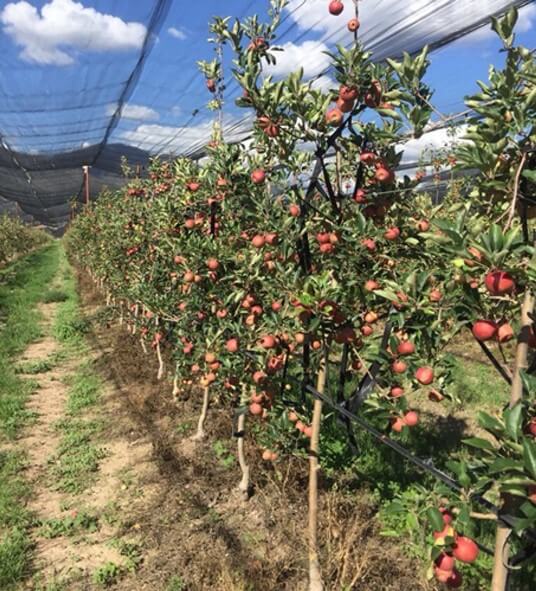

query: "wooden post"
(83, 165), (90, 205)
(491, 290), (534, 591)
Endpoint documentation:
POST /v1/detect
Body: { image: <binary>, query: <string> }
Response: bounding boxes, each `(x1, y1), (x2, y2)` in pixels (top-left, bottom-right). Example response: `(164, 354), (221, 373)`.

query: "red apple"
(472, 319), (498, 342)
(251, 169), (266, 184)
(485, 270), (515, 295)
(415, 366), (434, 385)
(397, 341), (415, 356)
(384, 227), (400, 240)
(289, 203), (301, 217)
(339, 85), (358, 101)
(497, 322), (514, 343)
(403, 411), (419, 427)
(226, 338), (239, 353)
(347, 18), (360, 31)
(392, 360), (407, 374)
(328, 0), (344, 15)
(326, 107), (343, 126)
(453, 537), (479, 563)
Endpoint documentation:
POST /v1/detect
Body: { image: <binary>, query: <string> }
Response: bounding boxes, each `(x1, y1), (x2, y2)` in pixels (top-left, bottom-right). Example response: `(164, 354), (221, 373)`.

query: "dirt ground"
(50, 272), (431, 591)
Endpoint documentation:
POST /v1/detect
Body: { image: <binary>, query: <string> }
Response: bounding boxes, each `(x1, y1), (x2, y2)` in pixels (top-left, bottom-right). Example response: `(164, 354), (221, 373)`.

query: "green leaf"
(488, 457), (525, 474)
(504, 403), (523, 442)
(426, 507), (445, 532)
(523, 437), (536, 479)
(478, 411), (504, 435)
(463, 437), (495, 451)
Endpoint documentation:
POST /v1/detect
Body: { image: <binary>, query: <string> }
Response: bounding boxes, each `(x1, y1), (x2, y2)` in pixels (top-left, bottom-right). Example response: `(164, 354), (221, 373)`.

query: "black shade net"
(0, 0), (532, 229)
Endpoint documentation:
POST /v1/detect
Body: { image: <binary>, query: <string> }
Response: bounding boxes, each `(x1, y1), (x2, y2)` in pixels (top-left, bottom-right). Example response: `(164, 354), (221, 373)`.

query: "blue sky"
(0, 0), (534, 157)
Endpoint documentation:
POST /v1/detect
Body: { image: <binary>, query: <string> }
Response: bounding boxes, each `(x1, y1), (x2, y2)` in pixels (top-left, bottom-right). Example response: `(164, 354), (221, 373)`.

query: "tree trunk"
(236, 406), (250, 499)
(491, 290), (534, 591)
(308, 360), (326, 591)
(192, 385), (210, 441)
(156, 340), (164, 380)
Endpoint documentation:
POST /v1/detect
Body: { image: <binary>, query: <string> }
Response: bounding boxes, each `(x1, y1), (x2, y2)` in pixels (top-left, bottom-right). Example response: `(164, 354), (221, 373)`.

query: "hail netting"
(0, 0), (531, 229)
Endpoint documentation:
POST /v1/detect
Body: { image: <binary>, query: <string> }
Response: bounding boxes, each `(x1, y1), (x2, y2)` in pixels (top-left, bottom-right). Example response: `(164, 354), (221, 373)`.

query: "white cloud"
(265, 40), (331, 79)
(515, 3), (536, 32)
(120, 115), (253, 155)
(106, 103), (160, 121)
(398, 125), (468, 165)
(168, 26), (187, 40)
(1, 0), (146, 66)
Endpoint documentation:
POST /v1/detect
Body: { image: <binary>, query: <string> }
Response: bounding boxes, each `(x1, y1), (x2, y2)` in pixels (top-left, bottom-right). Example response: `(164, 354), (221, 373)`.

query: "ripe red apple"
(364, 279), (380, 291)
(497, 322), (514, 343)
(226, 338), (239, 353)
(319, 243), (334, 254)
(397, 341), (415, 356)
(472, 319), (498, 342)
(316, 232), (331, 244)
(251, 169), (266, 184)
(528, 419), (536, 437)
(375, 167), (394, 183)
(339, 85), (358, 101)
(391, 417), (405, 432)
(485, 270), (515, 295)
(417, 219), (430, 232)
(429, 289), (443, 302)
(415, 366), (434, 385)
(205, 352), (217, 364)
(392, 360), (407, 374)
(347, 18), (360, 31)
(262, 449), (272, 461)
(361, 324), (373, 337)
(360, 152), (377, 165)
(251, 234), (266, 248)
(183, 271), (195, 283)
(252, 370), (266, 384)
(453, 537), (479, 563)
(403, 411), (419, 427)
(390, 386), (404, 398)
(303, 425), (313, 438)
(265, 232), (278, 245)
(260, 335), (277, 349)
(207, 258), (219, 271)
(288, 411), (298, 423)
(289, 203), (301, 217)
(295, 420), (305, 432)
(249, 402), (263, 416)
(328, 0), (344, 15)
(364, 311), (378, 324)
(434, 566), (454, 584)
(435, 553), (455, 572)
(354, 188), (366, 203)
(271, 301), (282, 312)
(362, 238), (376, 251)
(384, 227), (400, 240)
(184, 219), (195, 229)
(326, 107), (343, 126)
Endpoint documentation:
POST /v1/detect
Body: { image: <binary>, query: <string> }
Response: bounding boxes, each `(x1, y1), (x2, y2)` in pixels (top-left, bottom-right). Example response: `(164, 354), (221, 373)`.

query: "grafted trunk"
(308, 360), (326, 591)
(192, 385), (210, 441)
(491, 290), (534, 591)
(236, 386), (250, 498)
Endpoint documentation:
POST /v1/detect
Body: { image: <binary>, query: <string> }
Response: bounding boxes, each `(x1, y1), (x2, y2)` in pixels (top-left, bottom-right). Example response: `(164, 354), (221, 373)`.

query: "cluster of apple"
(431, 508), (480, 588)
